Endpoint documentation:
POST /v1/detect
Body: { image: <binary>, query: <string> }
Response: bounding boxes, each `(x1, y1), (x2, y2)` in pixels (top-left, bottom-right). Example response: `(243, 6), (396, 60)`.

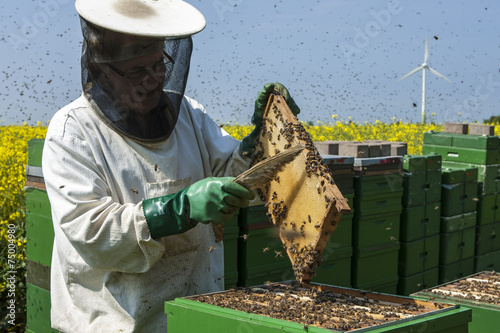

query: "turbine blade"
(428, 67), (452, 83)
(424, 36), (429, 63)
(399, 66), (423, 81)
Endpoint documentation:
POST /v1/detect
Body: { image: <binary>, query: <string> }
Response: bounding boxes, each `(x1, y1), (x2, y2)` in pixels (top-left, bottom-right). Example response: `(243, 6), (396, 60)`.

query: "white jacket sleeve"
(182, 96), (251, 178)
(43, 130), (165, 273)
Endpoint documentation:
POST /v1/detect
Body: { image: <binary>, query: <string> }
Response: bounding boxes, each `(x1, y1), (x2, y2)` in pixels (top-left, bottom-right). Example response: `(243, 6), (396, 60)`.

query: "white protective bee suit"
(42, 1), (252, 332)
(43, 94), (251, 332)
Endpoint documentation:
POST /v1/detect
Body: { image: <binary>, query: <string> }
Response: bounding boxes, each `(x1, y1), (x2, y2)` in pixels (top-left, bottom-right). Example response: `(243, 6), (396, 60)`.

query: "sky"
(0, 0), (499, 126)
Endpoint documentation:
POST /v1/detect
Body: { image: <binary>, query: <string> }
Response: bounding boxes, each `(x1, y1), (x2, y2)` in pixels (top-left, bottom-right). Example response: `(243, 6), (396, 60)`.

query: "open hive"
(424, 271), (500, 304)
(251, 92), (351, 283)
(190, 282), (457, 332)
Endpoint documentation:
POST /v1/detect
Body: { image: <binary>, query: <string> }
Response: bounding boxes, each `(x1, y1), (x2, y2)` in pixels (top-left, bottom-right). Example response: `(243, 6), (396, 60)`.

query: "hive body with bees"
(412, 271), (500, 333)
(251, 93), (351, 283)
(166, 282), (472, 332)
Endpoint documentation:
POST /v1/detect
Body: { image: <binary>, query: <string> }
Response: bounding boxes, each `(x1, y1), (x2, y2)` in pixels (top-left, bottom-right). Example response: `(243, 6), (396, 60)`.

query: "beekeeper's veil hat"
(76, 0), (206, 142)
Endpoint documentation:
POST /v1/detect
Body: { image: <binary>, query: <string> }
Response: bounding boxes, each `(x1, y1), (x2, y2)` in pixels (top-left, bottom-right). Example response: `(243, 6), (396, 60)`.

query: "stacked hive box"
(352, 160), (403, 293)
(438, 167), (478, 284)
(319, 140), (405, 293)
(397, 154), (442, 296)
(422, 131), (485, 283)
(434, 131), (500, 273)
(25, 139), (60, 333)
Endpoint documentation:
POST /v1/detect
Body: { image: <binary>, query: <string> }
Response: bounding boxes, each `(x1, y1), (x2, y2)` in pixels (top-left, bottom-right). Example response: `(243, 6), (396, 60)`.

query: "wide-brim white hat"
(75, 0), (206, 38)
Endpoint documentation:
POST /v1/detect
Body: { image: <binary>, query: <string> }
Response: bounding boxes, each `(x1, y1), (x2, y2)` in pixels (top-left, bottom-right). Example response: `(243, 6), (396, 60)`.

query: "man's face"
(102, 50), (167, 115)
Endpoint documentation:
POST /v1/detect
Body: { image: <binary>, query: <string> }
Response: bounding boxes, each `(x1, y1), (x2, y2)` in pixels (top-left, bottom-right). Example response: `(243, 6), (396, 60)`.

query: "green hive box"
(475, 222), (500, 256)
(476, 194), (500, 225)
(440, 167), (478, 217)
(26, 139), (61, 333)
(355, 274), (399, 295)
(351, 243), (400, 288)
(443, 161), (500, 196)
(26, 284), (60, 333)
(422, 144), (500, 165)
(312, 246), (352, 287)
(27, 138), (45, 167)
(439, 213), (477, 266)
(426, 170), (443, 203)
(439, 257), (475, 284)
(354, 173), (403, 196)
(166, 283), (472, 333)
(398, 234), (440, 277)
(354, 191), (403, 218)
(474, 249), (500, 272)
(423, 131), (500, 149)
(400, 154), (442, 206)
(403, 154), (428, 172)
(400, 202), (441, 242)
(402, 171), (426, 206)
(398, 267), (439, 296)
(352, 211), (401, 249)
(411, 271), (500, 333)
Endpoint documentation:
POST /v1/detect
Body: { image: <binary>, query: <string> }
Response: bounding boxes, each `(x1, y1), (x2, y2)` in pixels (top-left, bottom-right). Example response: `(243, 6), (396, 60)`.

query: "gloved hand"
(143, 177), (255, 238)
(241, 82), (300, 157)
(252, 82), (300, 127)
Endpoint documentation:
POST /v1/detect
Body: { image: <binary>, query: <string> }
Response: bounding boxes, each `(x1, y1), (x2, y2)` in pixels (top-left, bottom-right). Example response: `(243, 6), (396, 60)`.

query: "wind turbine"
(400, 36), (451, 124)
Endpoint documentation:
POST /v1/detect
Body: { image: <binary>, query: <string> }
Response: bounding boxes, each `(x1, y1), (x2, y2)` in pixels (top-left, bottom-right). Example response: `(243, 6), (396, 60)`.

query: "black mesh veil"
(80, 18), (192, 143)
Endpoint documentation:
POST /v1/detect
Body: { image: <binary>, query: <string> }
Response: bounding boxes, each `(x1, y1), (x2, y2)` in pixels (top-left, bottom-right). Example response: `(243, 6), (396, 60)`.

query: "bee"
(130, 188), (139, 194)
(241, 234), (248, 241)
(433, 35), (439, 40)
(275, 251), (283, 258)
(208, 246), (215, 253)
(154, 164), (158, 171)
(263, 247), (269, 253)
(59, 185), (65, 189)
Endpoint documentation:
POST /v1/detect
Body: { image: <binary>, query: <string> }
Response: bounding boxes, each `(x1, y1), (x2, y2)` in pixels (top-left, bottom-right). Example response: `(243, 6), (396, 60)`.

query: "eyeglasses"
(105, 51), (174, 83)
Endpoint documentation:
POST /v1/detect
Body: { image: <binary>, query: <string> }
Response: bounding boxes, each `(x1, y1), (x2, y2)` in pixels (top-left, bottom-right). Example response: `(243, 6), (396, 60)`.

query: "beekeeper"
(42, 0), (300, 332)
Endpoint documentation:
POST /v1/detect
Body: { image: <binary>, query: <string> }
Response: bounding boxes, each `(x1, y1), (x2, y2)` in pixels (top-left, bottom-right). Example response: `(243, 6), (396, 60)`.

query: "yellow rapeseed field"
(224, 120), (446, 155)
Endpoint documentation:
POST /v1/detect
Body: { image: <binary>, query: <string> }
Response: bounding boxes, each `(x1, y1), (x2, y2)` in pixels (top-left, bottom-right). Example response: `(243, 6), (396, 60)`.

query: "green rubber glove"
(143, 177), (255, 238)
(241, 82), (301, 157)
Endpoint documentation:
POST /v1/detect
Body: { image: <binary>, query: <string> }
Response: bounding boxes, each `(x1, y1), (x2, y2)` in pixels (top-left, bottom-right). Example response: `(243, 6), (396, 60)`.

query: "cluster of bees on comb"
(428, 271), (500, 304)
(250, 97), (343, 282)
(194, 283), (433, 331)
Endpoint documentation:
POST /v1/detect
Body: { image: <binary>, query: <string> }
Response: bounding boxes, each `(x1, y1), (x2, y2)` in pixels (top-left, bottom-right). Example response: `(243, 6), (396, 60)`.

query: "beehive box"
(442, 161), (500, 196)
(166, 282), (472, 332)
(412, 271), (500, 333)
(423, 131), (500, 165)
(400, 202), (441, 242)
(251, 92), (350, 282)
(25, 139), (61, 333)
